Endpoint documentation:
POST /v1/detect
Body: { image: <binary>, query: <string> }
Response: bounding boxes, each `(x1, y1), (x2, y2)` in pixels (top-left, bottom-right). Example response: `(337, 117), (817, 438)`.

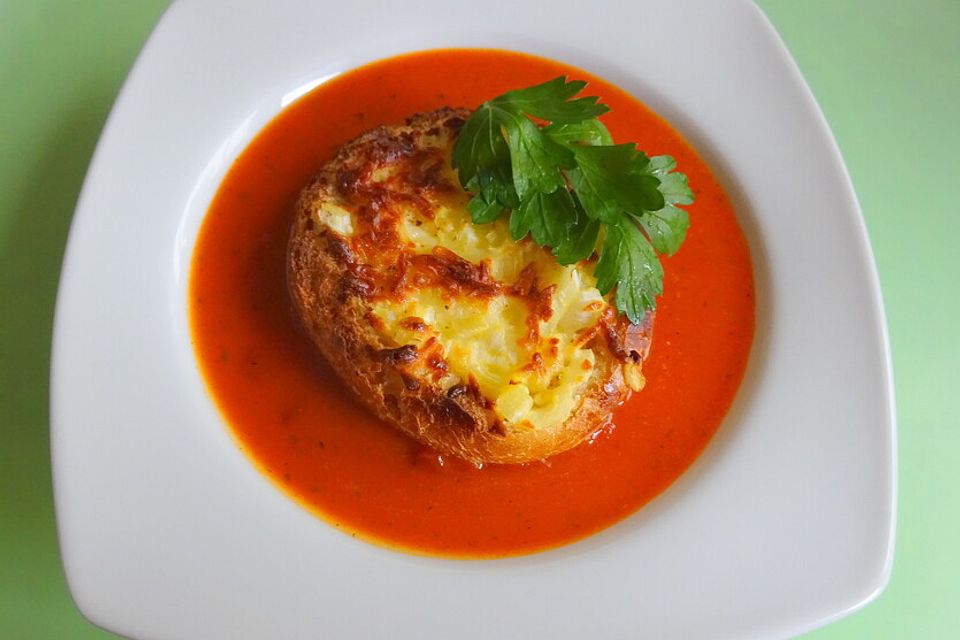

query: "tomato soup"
(189, 49), (754, 557)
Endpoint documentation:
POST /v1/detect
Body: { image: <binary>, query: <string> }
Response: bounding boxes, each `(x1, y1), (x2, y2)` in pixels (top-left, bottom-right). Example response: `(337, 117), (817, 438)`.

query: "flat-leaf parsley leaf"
(452, 77), (694, 323)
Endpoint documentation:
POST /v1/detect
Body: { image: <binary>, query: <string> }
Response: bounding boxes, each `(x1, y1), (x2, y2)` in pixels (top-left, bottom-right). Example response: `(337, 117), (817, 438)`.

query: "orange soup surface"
(189, 49), (755, 557)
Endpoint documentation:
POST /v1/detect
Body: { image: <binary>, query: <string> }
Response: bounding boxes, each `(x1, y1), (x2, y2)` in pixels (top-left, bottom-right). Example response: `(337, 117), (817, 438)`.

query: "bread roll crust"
(288, 108), (653, 464)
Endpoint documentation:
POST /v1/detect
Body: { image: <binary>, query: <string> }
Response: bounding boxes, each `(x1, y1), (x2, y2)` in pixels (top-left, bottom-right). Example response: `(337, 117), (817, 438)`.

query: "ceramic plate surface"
(52, 1), (896, 638)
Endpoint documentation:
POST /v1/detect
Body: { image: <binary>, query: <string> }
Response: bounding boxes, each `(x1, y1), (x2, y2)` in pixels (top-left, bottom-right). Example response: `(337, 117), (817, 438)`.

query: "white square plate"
(52, 1), (896, 638)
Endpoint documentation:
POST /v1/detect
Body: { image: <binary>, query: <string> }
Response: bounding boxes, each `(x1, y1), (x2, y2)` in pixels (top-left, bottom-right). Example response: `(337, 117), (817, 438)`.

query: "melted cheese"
(369, 187), (606, 430)
(307, 123), (620, 432)
(314, 201), (355, 236)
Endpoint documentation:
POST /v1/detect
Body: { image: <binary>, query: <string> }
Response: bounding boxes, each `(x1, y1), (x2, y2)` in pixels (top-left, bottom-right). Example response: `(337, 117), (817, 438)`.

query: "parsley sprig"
(452, 77), (694, 323)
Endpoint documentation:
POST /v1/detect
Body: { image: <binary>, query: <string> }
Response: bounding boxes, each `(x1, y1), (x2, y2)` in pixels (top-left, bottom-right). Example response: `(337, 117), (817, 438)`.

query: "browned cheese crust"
(287, 108), (654, 464)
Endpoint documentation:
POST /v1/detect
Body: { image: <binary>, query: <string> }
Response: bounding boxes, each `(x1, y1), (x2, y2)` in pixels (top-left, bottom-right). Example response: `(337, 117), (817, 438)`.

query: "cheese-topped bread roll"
(288, 108), (653, 464)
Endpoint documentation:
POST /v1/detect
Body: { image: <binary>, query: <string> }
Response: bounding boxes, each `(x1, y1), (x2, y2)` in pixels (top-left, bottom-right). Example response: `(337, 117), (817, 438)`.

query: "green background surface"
(1, 0), (957, 637)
